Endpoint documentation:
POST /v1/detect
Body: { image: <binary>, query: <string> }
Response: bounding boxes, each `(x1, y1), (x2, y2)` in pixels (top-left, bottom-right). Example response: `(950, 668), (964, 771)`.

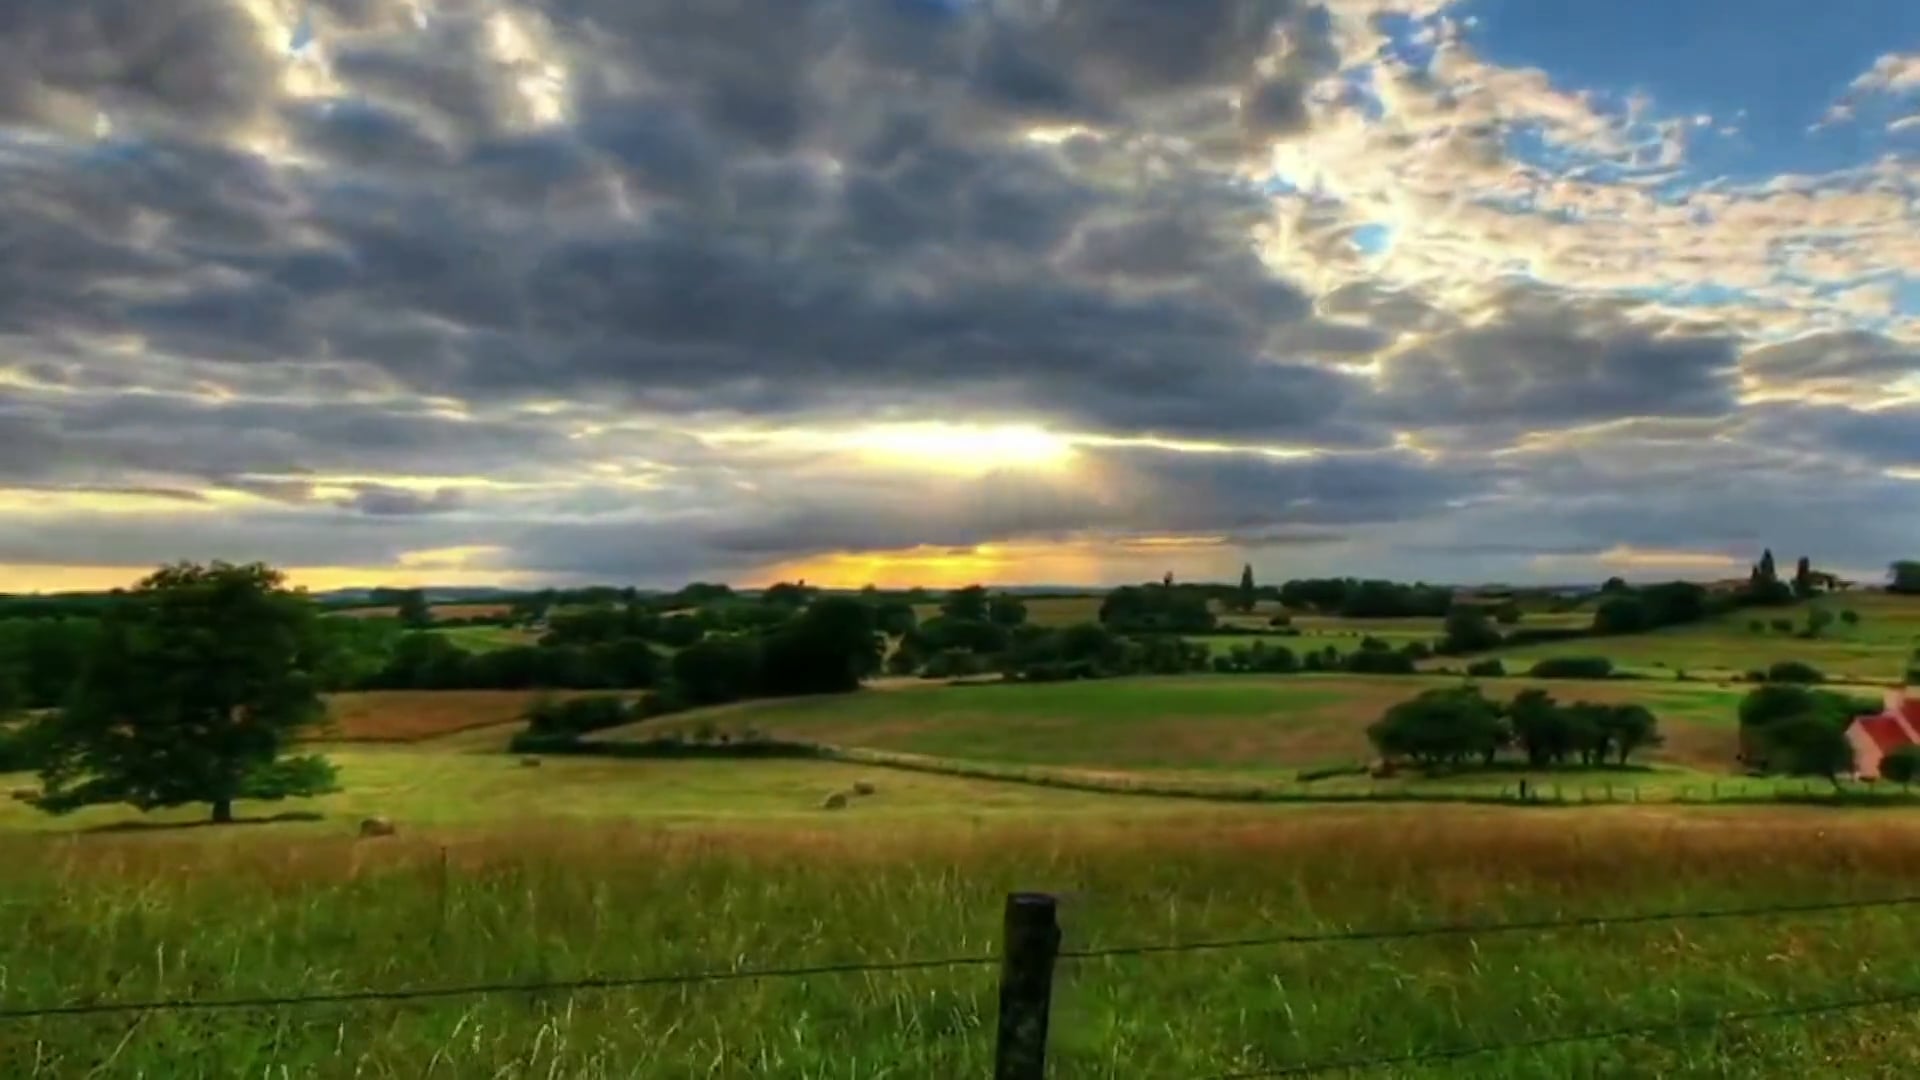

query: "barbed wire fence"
(4, 891), (1919, 1076)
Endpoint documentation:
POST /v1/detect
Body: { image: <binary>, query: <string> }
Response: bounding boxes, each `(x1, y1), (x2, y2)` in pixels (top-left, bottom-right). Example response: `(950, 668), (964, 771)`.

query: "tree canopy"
(32, 562), (338, 823)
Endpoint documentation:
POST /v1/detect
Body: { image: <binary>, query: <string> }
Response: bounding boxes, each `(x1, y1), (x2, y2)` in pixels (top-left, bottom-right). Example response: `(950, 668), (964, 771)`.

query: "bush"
(1769, 619), (1794, 634)
(1267, 613), (1293, 628)
(1748, 620), (1764, 634)
(524, 695), (633, 738)
(1465, 658), (1506, 678)
(0, 719), (52, 773)
(1766, 660), (1825, 684)
(1527, 657), (1615, 679)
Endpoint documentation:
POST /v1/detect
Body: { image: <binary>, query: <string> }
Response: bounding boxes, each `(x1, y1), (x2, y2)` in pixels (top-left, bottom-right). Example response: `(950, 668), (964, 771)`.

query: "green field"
(623, 674), (1751, 777)
(7, 804), (1920, 1075)
(429, 624), (541, 652)
(1472, 592), (1920, 682)
(8, 596), (1920, 1075)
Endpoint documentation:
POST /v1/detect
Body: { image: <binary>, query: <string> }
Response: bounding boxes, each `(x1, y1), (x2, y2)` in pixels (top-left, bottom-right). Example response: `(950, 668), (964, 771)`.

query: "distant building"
(1846, 690), (1920, 779)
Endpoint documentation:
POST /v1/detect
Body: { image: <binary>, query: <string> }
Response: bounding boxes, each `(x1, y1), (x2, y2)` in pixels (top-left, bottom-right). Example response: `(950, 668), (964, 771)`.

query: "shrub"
(1527, 657), (1615, 679)
(1766, 660), (1825, 685)
(1465, 658), (1506, 678)
(1880, 745), (1920, 787)
(1769, 619), (1794, 634)
(525, 695), (633, 738)
(1748, 620), (1764, 634)
(1267, 613), (1293, 628)
(1839, 610), (1860, 627)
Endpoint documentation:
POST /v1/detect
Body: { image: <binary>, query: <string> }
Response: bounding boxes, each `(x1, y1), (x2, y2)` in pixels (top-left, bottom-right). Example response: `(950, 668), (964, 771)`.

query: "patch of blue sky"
(1895, 278), (1920, 317)
(1455, 0), (1920, 183)
(1373, 13), (1441, 70)
(1351, 223), (1393, 256)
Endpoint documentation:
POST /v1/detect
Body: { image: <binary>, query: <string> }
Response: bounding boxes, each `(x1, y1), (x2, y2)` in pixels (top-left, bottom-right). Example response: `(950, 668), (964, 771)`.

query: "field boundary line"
(1198, 983), (1920, 1077)
(0, 953), (1000, 1023)
(1060, 892), (1920, 961)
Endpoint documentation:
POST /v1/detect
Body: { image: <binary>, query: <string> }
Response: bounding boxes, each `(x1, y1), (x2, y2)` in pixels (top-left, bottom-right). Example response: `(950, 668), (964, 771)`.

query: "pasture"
(7, 808), (1920, 1075)
(329, 602), (515, 622)
(429, 624), (541, 652)
(1476, 592), (1920, 683)
(618, 674), (1751, 777)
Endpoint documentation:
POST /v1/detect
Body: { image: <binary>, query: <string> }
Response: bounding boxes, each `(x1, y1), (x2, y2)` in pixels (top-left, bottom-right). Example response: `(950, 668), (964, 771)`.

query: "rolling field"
(1474, 592), (1920, 682)
(6, 809), (1920, 1075)
(329, 603), (515, 622)
(621, 675), (1750, 776)
(428, 624), (541, 651)
(317, 690), (586, 742)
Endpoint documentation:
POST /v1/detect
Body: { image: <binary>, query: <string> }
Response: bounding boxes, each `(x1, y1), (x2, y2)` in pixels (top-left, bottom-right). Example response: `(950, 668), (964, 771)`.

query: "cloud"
(0, 0), (1915, 588)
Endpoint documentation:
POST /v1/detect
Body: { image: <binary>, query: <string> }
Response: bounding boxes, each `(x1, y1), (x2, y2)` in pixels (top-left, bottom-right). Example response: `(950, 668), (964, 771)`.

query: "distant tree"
(1441, 605), (1502, 653)
(1465, 658), (1506, 678)
(761, 581), (815, 608)
(759, 597), (883, 696)
(1766, 714), (1854, 786)
(873, 601), (918, 638)
(1600, 576), (1630, 595)
(1236, 564), (1257, 614)
(1592, 595), (1650, 635)
(1793, 556), (1814, 599)
(1881, 745), (1920, 790)
(988, 595), (1029, 628)
(1890, 561), (1920, 596)
(1601, 704), (1661, 765)
(1367, 686), (1509, 770)
(1769, 618), (1794, 633)
(395, 589), (432, 629)
(1839, 609), (1860, 627)
(1162, 571), (1175, 588)
(670, 638), (763, 706)
(1766, 660), (1825, 685)
(1804, 607), (1834, 638)
(1760, 549), (1778, 582)
(940, 586), (990, 623)
(32, 563), (338, 824)
(1748, 619), (1765, 634)
(1492, 601), (1522, 626)
(1527, 657), (1614, 679)
(1508, 689), (1573, 767)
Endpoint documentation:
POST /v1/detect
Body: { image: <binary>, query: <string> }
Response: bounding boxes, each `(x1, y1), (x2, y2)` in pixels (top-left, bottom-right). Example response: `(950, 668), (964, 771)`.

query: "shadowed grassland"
(316, 691), (600, 743)
(626, 675), (1750, 775)
(1475, 592), (1920, 683)
(429, 624), (541, 652)
(0, 751), (1160, 833)
(6, 812), (1920, 1076)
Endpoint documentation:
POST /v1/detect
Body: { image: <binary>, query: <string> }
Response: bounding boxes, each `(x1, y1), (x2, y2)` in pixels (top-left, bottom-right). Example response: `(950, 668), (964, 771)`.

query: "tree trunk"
(211, 798), (233, 824)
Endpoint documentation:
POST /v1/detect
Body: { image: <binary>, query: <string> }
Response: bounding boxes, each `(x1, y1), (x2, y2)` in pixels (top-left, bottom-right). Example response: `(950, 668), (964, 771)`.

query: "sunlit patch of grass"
(7, 812), (1920, 1075)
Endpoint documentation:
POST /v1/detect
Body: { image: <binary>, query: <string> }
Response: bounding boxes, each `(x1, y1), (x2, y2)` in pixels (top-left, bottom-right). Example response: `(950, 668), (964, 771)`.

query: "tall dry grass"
(6, 809), (1920, 1077)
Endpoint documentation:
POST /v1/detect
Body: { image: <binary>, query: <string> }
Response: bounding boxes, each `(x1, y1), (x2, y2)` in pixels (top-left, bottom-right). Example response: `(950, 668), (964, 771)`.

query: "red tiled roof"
(1903, 698), (1920, 728)
(1856, 715), (1917, 755)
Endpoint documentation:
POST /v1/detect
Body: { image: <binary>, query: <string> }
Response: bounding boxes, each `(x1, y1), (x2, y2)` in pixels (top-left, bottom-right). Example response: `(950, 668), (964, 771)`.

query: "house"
(1846, 690), (1920, 779)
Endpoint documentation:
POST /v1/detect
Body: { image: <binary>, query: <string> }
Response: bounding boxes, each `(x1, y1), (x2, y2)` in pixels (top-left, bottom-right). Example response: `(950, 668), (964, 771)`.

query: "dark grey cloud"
(1370, 288), (1741, 435)
(0, 0), (1908, 585)
(1742, 331), (1920, 387)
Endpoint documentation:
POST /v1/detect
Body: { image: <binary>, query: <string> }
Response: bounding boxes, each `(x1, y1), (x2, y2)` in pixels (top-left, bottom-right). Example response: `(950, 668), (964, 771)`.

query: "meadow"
(1475, 591), (1920, 683)
(7, 810), (1920, 1076)
(7, 591), (1920, 1075)
(625, 674), (1752, 778)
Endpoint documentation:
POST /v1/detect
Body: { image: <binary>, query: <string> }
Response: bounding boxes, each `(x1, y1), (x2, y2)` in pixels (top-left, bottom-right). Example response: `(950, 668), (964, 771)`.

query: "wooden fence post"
(995, 893), (1061, 1080)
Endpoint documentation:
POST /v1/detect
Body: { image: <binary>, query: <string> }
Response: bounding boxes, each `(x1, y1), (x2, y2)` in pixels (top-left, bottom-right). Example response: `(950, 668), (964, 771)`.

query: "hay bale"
(820, 791), (849, 811)
(358, 816), (398, 838)
(519, 756), (543, 768)
(851, 780), (877, 796)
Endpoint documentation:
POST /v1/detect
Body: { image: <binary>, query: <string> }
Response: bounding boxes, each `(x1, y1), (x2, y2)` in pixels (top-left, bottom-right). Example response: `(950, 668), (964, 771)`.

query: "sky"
(0, 0), (1917, 593)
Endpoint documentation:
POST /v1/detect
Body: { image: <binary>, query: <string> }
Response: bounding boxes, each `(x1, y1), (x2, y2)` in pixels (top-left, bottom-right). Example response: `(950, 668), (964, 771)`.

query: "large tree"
(1236, 564), (1257, 614)
(34, 562), (338, 824)
(1891, 561), (1920, 596)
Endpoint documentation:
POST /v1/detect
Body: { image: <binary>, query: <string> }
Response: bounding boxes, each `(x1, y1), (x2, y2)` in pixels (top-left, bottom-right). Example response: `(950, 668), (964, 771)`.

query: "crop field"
(620, 675), (1751, 777)
(329, 603), (515, 622)
(1476, 592), (1920, 683)
(6, 809), (1920, 1075)
(316, 691), (591, 743)
(429, 624), (541, 652)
